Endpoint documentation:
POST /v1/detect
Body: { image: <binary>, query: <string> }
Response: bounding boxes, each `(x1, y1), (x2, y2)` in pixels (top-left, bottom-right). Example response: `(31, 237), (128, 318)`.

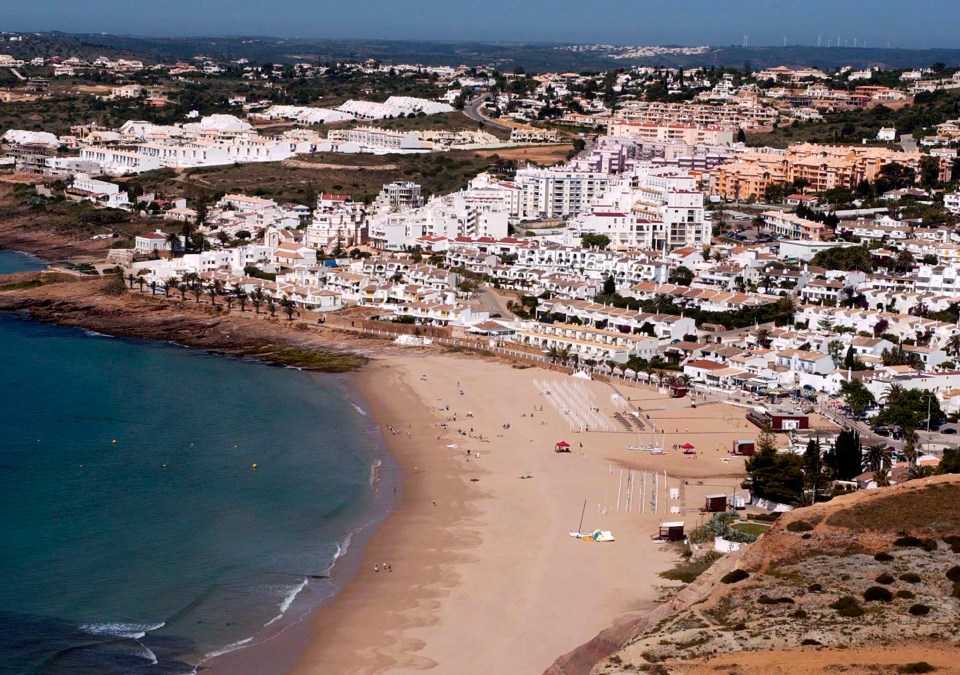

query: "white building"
(68, 173), (131, 210)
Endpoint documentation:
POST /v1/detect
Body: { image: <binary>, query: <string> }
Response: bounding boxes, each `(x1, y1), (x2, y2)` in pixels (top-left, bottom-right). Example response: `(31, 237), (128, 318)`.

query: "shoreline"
(201, 373), (404, 674)
(0, 265), (758, 674)
(286, 353), (755, 674)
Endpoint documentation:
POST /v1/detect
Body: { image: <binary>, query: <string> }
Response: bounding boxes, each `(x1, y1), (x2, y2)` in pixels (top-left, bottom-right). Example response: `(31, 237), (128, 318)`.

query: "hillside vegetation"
(589, 477), (960, 675)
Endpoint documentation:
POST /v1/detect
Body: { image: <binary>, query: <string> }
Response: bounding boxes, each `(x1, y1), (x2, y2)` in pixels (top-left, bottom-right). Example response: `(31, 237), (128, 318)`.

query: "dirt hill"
(551, 475), (960, 675)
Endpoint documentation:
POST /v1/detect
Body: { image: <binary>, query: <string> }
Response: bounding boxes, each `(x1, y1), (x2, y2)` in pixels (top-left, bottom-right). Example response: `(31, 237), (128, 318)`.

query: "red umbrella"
(555, 441), (570, 448)
(680, 442), (696, 450)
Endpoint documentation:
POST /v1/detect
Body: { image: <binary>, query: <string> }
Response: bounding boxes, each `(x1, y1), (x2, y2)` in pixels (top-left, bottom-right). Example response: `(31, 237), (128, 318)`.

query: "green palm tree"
(863, 443), (891, 473)
(280, 296), (296, 321)
(267, 296), (277, 318)
(206, 283), (219, 307)
(901, 429), (919, 470)
(883, 383), (905, 406)
(948, 334), (960, 358)
(136, 276), (146, 292)
(148, 280), (158, 295)
(165, 232), (181, 256)
(251, 287), (265, 314)
(235, 287), (248, 312)
(126, 273), (136, 289)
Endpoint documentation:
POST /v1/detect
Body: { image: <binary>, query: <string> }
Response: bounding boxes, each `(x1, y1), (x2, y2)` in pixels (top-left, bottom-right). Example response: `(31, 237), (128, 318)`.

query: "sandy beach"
(289, 351), (758, 674)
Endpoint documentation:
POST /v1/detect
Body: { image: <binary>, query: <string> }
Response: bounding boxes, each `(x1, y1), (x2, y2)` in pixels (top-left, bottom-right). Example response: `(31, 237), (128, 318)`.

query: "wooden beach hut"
(658, 521), (686, 541)
(704, 494), (728, 512)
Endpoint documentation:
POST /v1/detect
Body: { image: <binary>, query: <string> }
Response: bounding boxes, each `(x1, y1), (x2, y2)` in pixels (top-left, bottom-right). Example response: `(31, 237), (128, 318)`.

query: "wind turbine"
(817, 34), (822, 47)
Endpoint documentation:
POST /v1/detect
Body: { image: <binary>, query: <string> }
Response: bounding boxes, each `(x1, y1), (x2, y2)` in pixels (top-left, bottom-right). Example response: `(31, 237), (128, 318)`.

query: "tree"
(863, 443), (892, 473)
(825, 430), (862, 482)
(746, 427), (804, 504)
(803, 438), (830, 500)
(194, 196), (209, 229)
(251, 287), (265, 314)
(280, 296), (296, 321)
(938, 447), (960, 475)
(668, 265), (694, 286)
(873, 387), (943, 432)
(235, 287), (248, 312)
(827, 339), (845, 364)
(581, 233), (611, 249)
(149, 280), (158, 296)
(839, 379), (875, 416)
(755, 327), (771, 349)
(602, 275), (616, 296)
(267, 296), (277, 318)
(736, 128), (746, 144)
(166, 232), (182, 255)
(947, 333), (960, 358)
(902, 429), (919, 471)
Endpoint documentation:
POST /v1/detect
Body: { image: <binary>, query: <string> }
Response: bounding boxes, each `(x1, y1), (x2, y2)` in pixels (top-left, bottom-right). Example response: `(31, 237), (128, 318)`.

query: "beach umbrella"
(624, 368), (637, 379)
(680, 442), (696, 450)
(612, 367), (624, 377)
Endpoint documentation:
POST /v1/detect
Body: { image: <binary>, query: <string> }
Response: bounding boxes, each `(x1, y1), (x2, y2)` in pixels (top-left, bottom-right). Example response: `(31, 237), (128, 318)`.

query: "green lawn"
(730, 522), (771, 537)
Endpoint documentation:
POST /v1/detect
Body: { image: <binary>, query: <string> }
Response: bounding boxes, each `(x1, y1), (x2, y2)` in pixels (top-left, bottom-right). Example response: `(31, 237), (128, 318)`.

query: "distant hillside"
(549, 476), (960, 675)
(4, 33), (960, 72)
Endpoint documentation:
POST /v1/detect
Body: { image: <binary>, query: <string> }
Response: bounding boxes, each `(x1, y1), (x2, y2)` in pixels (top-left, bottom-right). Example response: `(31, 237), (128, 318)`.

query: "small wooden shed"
(658, 521), (686, 541)
(704, 494), (728, 512)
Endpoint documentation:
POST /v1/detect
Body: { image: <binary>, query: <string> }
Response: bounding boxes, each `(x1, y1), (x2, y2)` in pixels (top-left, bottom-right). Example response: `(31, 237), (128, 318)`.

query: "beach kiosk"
(732, 440), (755, 456)
(554, 440), (571, 453)
(658, 521), (686, 541)
(669, 383), (689, 398)
(704, 494), (728, 512)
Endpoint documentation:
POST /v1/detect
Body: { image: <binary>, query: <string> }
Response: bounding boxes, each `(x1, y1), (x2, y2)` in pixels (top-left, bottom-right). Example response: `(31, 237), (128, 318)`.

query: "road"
(463, 94), (513, 132)
(476, 288), (517, 319)
(900, 134), (918, 152)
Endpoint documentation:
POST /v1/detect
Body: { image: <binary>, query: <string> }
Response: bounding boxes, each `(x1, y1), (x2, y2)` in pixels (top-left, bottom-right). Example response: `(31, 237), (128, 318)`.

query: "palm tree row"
(141, 274), (300, 321)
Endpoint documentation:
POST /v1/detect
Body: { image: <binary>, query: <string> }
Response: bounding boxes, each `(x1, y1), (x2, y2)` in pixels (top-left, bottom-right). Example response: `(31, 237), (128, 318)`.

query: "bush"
(801, 638), (821, 646)
(875, 552), (894, 561)
(757, 595), (795, 605)
(786, 520), (814, 533)
(829, 595), (864, 617)
(921, 538), (938, 552)
(952, 580), (960, 598)
(864, 586), (894, 602)
(944, 535), (960, 553)
(897, 663), (936, 674)
(947, 565), (960, 582)
(899, 572), (922, 583)
(807, 583), (823, 592)
(720, 569), (749, 584)
(748, 512), (781, 522)
(908, 604), (931, 616)
(895, 589), (916, 599)
(876, 572), (895, 585)
(894, 536), (923, 547)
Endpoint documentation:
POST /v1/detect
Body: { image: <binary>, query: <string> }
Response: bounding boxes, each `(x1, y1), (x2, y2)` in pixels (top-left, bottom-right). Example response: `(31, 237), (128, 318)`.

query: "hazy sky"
(2, 0), (959, 48)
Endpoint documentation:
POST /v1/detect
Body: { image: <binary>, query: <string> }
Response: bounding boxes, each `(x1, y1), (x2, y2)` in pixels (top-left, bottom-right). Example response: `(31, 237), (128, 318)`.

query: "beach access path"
(289, 352), (754, 675)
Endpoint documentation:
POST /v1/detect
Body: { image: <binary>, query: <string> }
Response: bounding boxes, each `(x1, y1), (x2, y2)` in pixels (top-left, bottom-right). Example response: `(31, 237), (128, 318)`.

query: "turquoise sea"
(0, 251), (397, 673)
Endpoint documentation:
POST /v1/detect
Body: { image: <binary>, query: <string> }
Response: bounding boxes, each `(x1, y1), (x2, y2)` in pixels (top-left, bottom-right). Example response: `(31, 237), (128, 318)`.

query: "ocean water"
(0, 251), (395, 673)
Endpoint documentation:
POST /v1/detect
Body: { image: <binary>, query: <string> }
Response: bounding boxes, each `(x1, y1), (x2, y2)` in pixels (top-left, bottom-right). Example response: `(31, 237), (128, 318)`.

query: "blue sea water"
(0, 251), (396, 673)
